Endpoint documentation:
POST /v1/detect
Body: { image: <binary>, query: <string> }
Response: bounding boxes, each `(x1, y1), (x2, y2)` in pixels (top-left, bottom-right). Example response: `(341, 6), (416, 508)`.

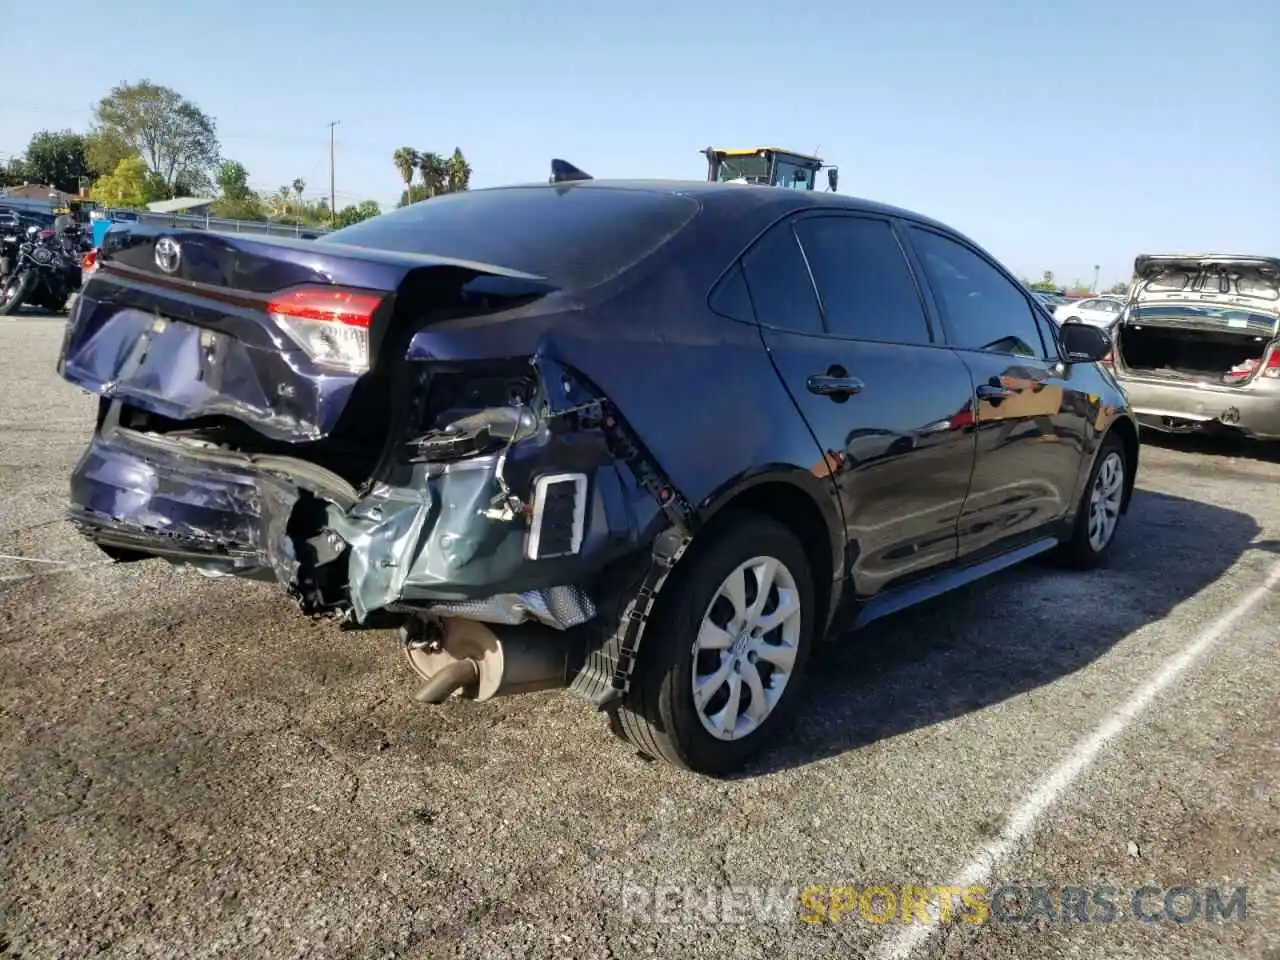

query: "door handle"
(976, 383), (1015, 402)
(807, 374), (865, 398)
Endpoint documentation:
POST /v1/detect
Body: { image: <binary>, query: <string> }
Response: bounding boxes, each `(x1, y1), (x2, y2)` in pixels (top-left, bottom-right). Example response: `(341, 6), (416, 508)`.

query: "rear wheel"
(1054, 431), (1128, 569)
(613, 513), (816, 776)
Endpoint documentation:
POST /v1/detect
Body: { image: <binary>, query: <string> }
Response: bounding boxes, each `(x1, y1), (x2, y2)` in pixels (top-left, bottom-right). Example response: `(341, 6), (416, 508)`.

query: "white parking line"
(0, 552), (76, 565)
(876, 559), (1280, 960)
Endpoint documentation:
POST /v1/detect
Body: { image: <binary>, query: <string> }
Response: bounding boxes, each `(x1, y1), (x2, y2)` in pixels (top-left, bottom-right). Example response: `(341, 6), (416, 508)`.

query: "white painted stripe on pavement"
(0, 552), (77, 565)
(876, 559), (1280, 960)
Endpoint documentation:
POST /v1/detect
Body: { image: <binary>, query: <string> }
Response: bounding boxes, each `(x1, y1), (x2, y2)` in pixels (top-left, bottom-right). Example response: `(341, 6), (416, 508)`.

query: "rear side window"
(319, 185), (699, 291)
(708, 262), (756, 323)
(793, 216), (932, 344)
(740, 219), (824, 334)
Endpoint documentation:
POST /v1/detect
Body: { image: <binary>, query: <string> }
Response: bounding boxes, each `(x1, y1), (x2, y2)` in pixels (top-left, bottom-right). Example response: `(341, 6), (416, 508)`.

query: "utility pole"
(1093, 264), (1100, 295)
(328, 121), (340, 227)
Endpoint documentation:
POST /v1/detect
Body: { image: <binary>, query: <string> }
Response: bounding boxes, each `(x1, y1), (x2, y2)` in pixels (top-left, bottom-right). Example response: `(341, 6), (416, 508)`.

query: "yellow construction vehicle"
(547, 146), (839, 191)
(702, 146), (838, 192)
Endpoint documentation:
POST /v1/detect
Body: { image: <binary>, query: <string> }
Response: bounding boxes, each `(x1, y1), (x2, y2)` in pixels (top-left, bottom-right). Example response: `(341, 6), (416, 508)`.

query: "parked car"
(56, 180), (1137, 775)
(1106, 253), (1280, 440)
(0, 202), (55, 232)
(1034, 291), (1070, 311)
(1053, 296), (1126, 328)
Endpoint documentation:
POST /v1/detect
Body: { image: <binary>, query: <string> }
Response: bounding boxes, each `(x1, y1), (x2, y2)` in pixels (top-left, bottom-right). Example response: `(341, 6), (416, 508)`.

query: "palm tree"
(393, 147), (418, 202)
(271, 186), (291, 219)
(290, 178), (306, 230)
(445, 148), (472, 194)
(417, 151), (446, 198)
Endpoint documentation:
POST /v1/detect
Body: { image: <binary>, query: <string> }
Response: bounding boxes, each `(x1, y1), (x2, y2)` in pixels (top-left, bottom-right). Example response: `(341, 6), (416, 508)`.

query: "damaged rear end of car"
(1111, 254), (1280, 438)
(58, 186), (705, 706)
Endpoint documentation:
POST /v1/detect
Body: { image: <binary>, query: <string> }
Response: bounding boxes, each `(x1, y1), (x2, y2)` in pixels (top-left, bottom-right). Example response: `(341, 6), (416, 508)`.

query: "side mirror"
(827, 168), (839, 192)
(1059, 322), (1112, 363)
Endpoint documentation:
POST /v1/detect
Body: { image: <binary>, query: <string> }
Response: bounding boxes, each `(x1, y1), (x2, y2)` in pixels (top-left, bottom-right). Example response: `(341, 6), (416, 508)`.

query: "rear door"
(740, 212), (977, 598)
(903, 225), (1092, 560)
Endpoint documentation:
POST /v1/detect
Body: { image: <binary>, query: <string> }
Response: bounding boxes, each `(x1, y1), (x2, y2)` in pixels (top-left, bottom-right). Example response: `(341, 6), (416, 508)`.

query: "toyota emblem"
(154, 237), (182, 274)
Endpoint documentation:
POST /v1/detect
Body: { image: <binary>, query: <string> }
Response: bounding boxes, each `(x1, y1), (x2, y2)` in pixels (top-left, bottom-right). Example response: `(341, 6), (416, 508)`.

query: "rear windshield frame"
(318, 185), (701, 291)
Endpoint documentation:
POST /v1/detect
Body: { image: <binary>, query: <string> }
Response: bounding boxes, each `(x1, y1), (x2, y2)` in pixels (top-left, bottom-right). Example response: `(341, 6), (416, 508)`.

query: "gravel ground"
(2, 316), (1278, 960)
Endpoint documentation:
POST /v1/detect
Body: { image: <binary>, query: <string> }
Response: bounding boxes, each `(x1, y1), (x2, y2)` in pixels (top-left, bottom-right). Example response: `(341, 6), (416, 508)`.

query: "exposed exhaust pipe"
(413, 658), (479, 704)
(405, 617), (576, 703)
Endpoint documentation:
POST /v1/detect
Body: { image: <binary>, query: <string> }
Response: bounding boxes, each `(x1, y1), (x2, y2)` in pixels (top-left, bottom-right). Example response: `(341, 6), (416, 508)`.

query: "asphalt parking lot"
(2, 315), (1278, 960)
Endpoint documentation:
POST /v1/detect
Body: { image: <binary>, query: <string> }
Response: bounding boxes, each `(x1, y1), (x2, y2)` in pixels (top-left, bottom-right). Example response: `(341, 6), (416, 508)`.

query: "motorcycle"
(0, 222), (82, 316)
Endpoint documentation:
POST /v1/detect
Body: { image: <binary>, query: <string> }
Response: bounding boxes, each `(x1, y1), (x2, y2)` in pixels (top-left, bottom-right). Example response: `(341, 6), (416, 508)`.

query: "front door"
(904, 226), (1092, 559)
(740, 212), (977, 598)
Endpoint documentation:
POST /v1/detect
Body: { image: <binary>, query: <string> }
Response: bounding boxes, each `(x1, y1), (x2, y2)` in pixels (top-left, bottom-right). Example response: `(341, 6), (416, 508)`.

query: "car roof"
(475, 179), (957, 233)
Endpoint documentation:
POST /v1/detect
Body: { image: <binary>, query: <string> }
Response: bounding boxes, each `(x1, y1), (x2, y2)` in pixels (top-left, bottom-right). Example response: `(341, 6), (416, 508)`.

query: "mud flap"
(568, 525), (693, 708)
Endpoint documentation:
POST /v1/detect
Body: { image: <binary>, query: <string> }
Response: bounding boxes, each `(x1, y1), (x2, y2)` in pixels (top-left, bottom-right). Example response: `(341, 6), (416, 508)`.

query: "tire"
(0, 270), (32, 315)
(1053, 431), (1128, 569)
(613, 512), (817, 776)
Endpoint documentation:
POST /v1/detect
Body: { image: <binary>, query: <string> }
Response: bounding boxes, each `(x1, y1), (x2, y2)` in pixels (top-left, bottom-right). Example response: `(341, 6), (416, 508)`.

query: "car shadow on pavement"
(743, 489), (1280, 777)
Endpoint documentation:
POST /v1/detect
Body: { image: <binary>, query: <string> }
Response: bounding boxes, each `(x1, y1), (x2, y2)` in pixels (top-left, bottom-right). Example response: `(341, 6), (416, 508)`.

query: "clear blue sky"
(2, 0), (1276, 287)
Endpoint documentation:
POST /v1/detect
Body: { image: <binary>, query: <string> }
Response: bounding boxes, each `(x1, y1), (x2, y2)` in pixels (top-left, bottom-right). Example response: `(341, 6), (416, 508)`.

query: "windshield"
(772, 156), (816, 190)
(713, 155), (770, 184)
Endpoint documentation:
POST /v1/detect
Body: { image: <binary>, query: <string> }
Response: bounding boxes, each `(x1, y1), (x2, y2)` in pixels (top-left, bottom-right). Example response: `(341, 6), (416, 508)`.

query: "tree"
(217, 160), (252, 198)
(334, 200), (381, 228)
(393, 147), (418, 201)
(0, 156), (29, 188)
(90, 156), (153, 208)
(93, 80), (220, 198)
(268, 186), (292, 219)
(398, 185), (427, 207)
(84, 129), (135, 179)
(23, 131), (92, 194)
(210, 160), (265, 220)
(1025, 269), (1059, 292)
(445, 148), (471, 193)
(1105, 281), (1129, 295)
(417, 151), (447, 198)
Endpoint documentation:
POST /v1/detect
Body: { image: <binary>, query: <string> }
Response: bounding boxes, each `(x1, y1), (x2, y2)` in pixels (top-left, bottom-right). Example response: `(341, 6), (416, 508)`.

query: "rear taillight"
(81, 250), (97, 272)
(1264, 350), (1280, 379)
(267, 284), (385, 373)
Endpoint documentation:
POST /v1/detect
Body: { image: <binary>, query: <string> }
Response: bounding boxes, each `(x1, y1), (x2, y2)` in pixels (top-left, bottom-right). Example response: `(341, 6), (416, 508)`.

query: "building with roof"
(146, 197), (216, 216)
(1, 183), (79, 206)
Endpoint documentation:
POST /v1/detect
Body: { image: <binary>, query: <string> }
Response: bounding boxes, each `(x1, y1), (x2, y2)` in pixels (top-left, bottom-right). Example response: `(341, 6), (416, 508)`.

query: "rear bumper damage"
(67, 350), (693, 707)
(1120, 377), (1280, 439)
(72, 404), (649, 626)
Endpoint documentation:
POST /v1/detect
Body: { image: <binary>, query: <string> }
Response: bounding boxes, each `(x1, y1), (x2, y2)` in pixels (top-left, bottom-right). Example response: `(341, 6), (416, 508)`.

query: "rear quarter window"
(319, 185), (700, 291)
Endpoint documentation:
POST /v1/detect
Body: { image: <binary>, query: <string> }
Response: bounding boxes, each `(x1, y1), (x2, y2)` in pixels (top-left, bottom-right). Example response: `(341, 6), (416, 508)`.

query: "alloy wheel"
(1087, 451), (1124, 552)
(690, 555), (802, 741)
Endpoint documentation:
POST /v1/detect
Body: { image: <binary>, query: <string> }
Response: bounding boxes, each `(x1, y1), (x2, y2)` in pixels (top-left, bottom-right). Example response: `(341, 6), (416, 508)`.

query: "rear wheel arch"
(695, 472), (841, 633)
